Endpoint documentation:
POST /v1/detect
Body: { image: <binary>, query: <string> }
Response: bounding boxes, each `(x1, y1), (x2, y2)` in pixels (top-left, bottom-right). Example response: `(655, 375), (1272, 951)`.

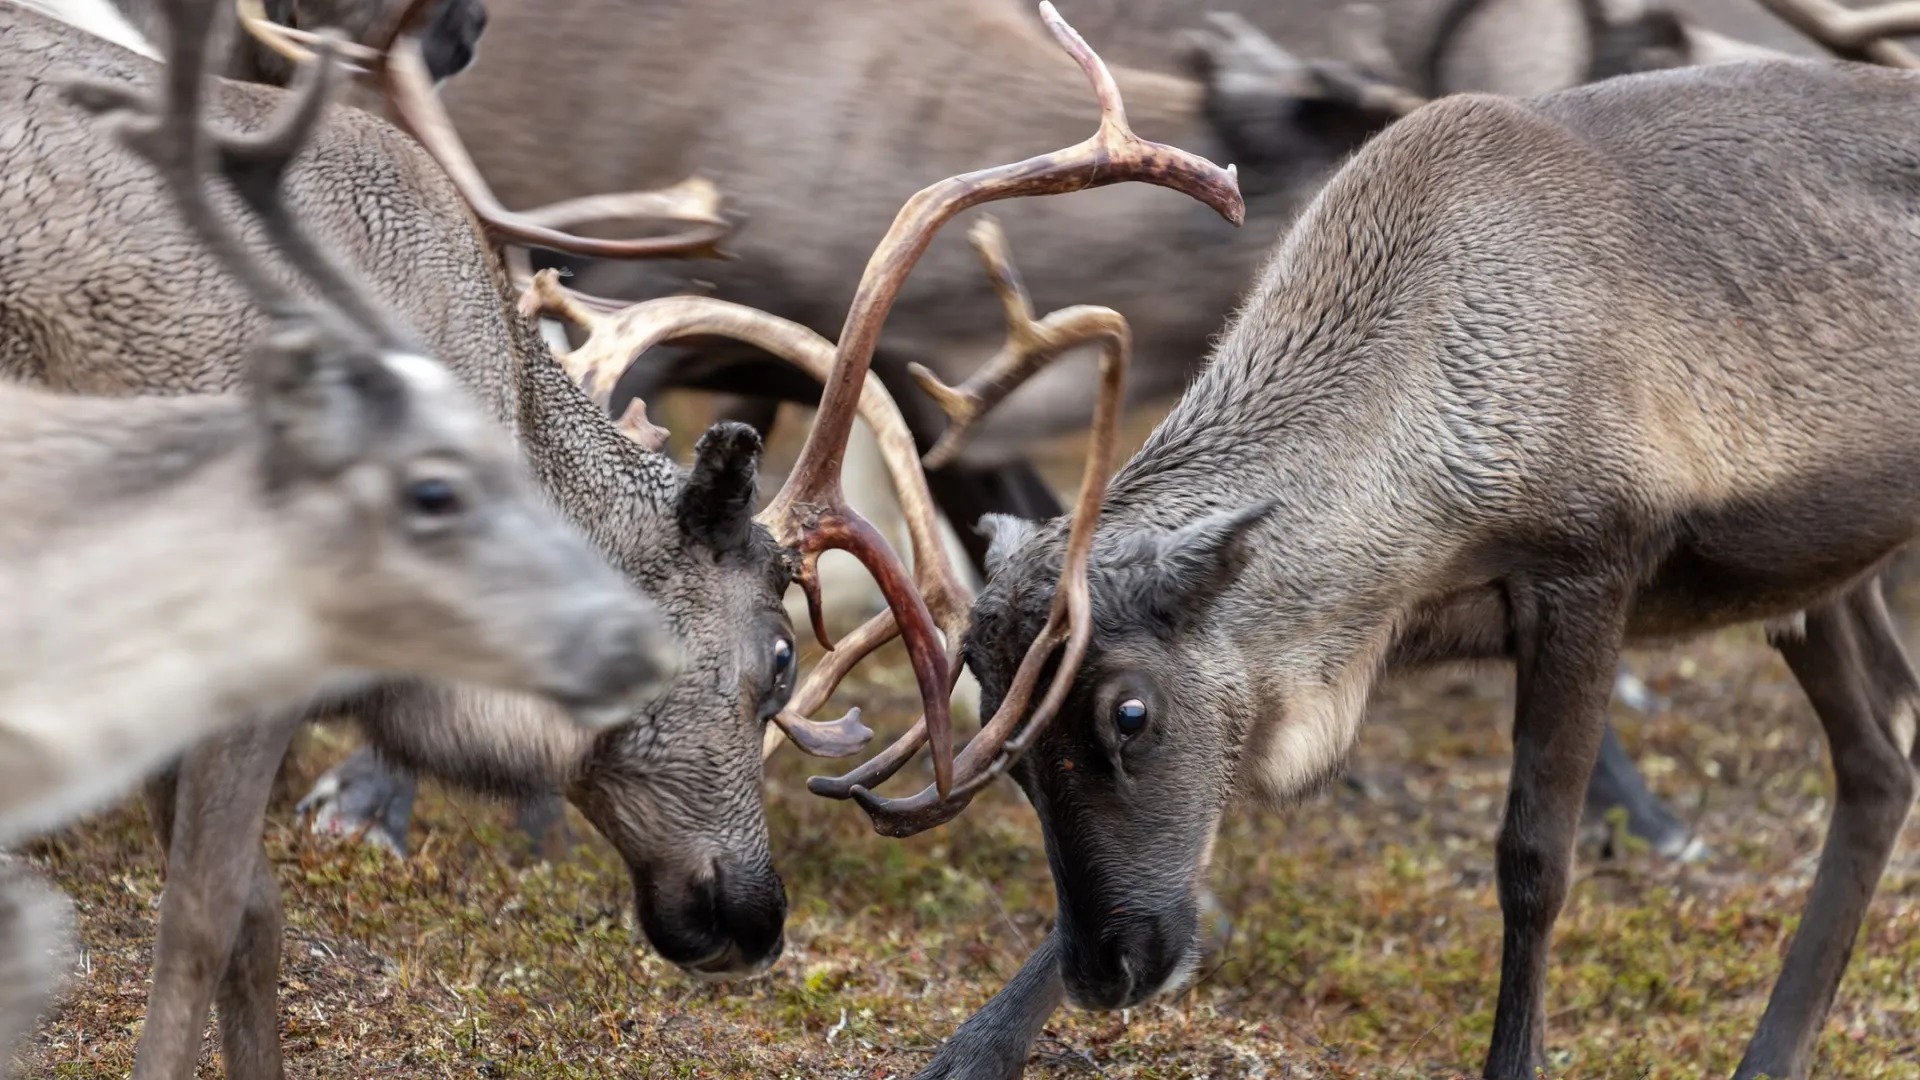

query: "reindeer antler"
(1753, 0), (1920, 67)
(517, 270), (970, 761)
(763, 1), (1238, 798)
(71, 0), (410, 353)
(806, 224), (1131, 837)
(236, 0), (734, 259)
(514, 4), (1240, 803)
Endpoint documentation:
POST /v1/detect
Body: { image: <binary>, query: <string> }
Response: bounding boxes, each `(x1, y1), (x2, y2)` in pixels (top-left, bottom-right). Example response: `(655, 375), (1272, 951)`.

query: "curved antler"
(762, 1), (1240, 797)
(806, 230), (1132, 837)
(1753, 0), (1920, 67)
(235, 0), (734, 258)
(517, 271), (971, 759)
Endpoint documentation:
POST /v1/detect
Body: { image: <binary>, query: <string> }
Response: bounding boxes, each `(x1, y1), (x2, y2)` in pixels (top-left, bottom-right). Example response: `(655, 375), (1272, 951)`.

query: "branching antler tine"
(379, 38), (732, 259)
(519, 274), (968, 776)
(770, 707), (874, 758)
(514, 180), (730, 234)
(915, 222), (1126, 470)
(67, 0), (313, 322)
(1755, 0), (1920, 67)
(808, 716), (929, 799)
(211, 33), (412, 345)
(839, 316), (1129, 836)
(769, 2), (1239, 800)
(613, 399), (670, 451)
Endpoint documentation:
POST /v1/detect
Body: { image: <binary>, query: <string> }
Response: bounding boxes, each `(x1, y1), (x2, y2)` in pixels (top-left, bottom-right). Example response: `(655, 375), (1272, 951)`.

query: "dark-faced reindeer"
(0, 2), (813, 1075)
(0, 0), (683, 1057)
(741, 2), (1920, 1078)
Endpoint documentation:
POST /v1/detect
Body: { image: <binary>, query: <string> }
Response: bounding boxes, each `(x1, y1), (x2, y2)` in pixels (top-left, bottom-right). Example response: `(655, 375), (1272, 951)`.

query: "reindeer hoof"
(295, 749), (414, 858)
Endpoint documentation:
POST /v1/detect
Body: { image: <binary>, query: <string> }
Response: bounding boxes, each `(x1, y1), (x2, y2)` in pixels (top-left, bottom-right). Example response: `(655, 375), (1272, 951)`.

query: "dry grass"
(12, 618), (1920, 1079)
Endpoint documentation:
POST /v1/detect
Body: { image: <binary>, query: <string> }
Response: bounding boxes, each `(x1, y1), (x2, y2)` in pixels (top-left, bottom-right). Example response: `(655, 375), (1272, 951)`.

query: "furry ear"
(977, 513), (1041, 580)
(677, 422), (763, 557)
(251, 323), (406, 488)
(1141, 500), (1278, 627)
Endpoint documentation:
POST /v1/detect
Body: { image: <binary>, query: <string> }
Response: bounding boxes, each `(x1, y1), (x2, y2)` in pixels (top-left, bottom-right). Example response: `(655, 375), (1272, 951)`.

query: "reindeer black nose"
(635, 857), (787, 980)
(1059, 902), (1199, 1011)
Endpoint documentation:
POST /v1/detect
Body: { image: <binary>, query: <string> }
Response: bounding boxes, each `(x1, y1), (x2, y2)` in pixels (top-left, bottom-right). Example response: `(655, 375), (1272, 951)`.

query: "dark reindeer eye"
(1115, 698), (1149, 736)
(772, 637), (795, 677)
(407, 478), (463, 517)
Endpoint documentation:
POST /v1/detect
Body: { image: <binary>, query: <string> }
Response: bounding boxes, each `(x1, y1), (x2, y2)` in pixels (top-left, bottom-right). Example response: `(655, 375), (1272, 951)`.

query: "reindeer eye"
(772, 637), (795, 676)
(1114, 698), (1149, 736)
(406, 478), (463, 517)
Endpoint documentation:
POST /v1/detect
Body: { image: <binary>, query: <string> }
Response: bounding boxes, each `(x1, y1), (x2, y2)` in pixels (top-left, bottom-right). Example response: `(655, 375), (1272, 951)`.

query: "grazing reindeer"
(0, 0), (680, 1056)
(793, 2), (1920, 1078)
(0, 3), (809, 1076)
(310, 0), (1720, 866)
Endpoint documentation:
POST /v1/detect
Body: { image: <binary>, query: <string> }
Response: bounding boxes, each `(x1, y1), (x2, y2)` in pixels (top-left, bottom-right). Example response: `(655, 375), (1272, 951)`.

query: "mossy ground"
(12, 409), (1920, 1078)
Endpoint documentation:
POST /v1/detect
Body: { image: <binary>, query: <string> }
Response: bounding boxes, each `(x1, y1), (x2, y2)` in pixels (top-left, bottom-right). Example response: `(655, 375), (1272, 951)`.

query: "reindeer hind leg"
(1736, 582), (1919, 1080)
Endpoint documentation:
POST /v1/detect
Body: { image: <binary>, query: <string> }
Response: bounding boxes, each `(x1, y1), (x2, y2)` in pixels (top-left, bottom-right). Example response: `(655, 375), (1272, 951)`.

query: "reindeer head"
(962, 504), (1279, 1009)
(556, 422), (797, 978)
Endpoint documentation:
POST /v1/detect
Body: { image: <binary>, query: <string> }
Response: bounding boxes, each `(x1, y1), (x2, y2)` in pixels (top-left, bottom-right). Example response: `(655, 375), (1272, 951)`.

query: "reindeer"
(682, 1), (1920, 1077)
(0, 0), (684, 1055)
(276, 0), (1761, 873)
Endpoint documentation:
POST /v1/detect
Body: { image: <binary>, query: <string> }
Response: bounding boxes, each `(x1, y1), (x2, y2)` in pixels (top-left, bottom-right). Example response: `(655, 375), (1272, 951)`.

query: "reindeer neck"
(0, 397), (330, 836)
(510, 333), (684, 552)
(1105, 208), (1470, 670)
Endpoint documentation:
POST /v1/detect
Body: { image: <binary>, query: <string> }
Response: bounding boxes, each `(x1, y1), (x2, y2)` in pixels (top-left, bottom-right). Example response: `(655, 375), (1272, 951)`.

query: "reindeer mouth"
(678, 935), (785, 983)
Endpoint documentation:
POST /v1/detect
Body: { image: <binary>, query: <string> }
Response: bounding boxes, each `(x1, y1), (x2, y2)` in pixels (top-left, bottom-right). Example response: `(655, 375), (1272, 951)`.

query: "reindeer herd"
(3, 0), (1920, 1077)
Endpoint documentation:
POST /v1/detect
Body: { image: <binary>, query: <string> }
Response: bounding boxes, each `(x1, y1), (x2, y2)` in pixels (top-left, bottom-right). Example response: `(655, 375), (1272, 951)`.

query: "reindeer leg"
(914, 930), (1065, 1080)
(0, 863), (74, 1066)
(1484, 576), (1626, 1080)
(133, 712), (300, 1080)
(1580, 717), (1697, 860)
(1735, 584), (1918, 1080)
(212, 851), (286, 1080)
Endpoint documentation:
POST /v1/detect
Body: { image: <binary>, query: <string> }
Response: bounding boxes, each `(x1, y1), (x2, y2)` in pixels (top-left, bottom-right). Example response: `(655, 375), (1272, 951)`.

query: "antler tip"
(1220, 169), (1247, 226)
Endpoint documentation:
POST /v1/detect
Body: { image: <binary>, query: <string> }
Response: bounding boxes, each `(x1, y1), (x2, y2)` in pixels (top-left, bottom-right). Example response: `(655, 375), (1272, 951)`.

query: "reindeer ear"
(977, 513), (1040, 580)
(677, 422), (763, 557)
(251, 324), (406, 487)
(1142, 501), (1278, 627)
